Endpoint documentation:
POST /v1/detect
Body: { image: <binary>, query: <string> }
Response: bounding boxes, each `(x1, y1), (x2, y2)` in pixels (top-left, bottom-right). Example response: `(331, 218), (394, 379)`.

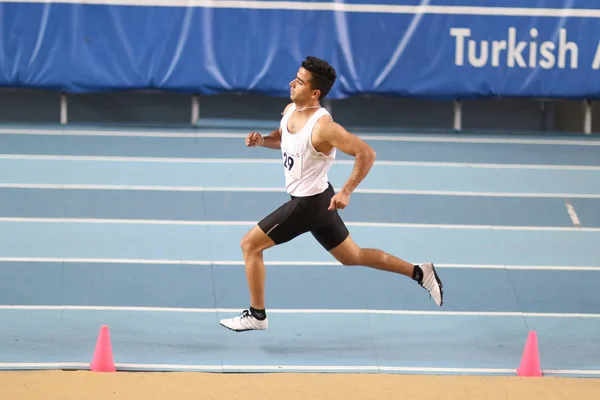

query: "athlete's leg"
(312, 211), (444, 307)
(240, 225), (276, 310)
(328, 234), (444, 306)
(220, 198), (312, 332)
(329, 235), (414, 277)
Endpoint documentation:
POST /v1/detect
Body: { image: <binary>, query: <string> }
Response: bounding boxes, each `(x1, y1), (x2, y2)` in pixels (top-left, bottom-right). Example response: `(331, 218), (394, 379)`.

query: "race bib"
(282, 150), (302, 179)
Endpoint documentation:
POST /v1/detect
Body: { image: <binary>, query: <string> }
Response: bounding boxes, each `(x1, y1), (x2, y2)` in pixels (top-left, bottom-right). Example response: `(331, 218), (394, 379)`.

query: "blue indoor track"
(0, 125), (599, 376)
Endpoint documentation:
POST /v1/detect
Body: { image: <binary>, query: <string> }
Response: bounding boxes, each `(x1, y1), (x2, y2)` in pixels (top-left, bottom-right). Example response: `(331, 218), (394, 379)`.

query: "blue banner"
(0, 0), (599, 99)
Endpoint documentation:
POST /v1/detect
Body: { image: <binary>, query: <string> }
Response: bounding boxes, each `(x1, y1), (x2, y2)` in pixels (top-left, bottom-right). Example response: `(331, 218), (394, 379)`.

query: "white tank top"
(279, 104), (336, 197)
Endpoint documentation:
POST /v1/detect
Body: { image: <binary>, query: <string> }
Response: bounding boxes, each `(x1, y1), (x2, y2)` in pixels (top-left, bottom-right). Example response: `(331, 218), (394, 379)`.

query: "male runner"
(219, 56), (444, 332)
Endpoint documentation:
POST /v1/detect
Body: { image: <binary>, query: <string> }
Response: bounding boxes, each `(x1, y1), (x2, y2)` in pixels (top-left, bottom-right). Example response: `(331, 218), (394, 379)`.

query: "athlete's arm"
(262, 127), (282, 149)
(246, 103), (293, 150)
(315, 120), (376, 209)
(246, 128), (281, 149)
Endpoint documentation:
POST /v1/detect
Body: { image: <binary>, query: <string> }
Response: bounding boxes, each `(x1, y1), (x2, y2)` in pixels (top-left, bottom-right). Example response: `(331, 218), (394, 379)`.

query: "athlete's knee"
(334, 247), (363, 266)
(240, 232), (258, 255)
(329, 236), (363, 266)
(240, 225), (273, 255)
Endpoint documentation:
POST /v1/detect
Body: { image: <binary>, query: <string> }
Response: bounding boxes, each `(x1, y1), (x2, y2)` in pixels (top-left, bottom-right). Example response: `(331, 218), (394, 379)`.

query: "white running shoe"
(419, 263), (444, 306)
(220, 309), (268, 332)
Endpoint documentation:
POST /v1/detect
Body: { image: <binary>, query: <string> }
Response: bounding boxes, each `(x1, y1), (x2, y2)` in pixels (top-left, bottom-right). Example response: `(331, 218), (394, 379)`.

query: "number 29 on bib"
(283, 151), (302, 179)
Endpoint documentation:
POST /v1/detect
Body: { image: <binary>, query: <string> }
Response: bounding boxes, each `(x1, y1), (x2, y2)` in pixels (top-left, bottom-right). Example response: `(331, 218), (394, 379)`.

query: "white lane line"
(1, 154), (599, 170)
(1, 362), (599, 375)
(0, 129), (248, 138)
(2, 183), (600, 199)
(2, 127), (600, 146)
(0, 363), (90, 369)
(543, 369), (600, 375)
(360, 135), (600, 146)
(564, 199), (582, 227)
(0, 257), (599, 271)
(0, 305), (598, 318)
(0, 217), (597, 232)
(0, 154), (281, 164)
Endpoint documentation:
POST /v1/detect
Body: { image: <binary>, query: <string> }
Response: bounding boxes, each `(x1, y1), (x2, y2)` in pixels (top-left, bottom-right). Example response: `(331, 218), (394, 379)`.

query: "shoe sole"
(219, 322), (267, 332)
(431, 263), (444, 307)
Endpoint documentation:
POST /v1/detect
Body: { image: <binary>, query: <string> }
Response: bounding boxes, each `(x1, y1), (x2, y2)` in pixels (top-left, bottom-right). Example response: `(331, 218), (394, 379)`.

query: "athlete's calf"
(239, 226), (275, 310)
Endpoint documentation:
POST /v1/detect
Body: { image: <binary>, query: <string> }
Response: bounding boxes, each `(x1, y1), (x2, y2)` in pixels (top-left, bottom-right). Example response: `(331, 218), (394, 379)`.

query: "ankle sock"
(250, 306), (267, 321)
(412, 265), (423, 284)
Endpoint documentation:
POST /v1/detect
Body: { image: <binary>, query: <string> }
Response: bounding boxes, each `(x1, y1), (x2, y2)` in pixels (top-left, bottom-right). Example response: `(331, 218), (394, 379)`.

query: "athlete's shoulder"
(282, 103), (295, 115)
(313, 114), (340, 137)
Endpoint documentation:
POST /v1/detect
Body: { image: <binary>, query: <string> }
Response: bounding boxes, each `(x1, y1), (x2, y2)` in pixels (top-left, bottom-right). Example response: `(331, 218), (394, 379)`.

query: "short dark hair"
(301, 56), (337, 100)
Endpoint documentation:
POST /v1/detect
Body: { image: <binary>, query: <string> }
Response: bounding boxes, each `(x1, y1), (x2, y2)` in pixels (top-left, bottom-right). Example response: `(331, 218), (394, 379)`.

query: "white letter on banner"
(450, 28), (471, 66)
(507, 28), (527, 68)
(468, 40), (489, 67)
(539, 41), (556, 69)
(558, 29), (578, 69)
(491, 40), (507, 67)
(592, 41), (600, 69)
(529, 28), (538, 68)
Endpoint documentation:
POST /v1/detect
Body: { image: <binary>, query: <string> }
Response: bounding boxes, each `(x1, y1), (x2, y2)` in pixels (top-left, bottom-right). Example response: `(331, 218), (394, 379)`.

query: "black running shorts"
(257, 183), (350, 251)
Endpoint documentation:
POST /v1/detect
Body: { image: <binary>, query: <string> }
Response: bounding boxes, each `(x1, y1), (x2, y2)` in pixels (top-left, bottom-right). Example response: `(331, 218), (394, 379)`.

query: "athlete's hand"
(246, 132), (263, 147)
(328, 192), (350, 211)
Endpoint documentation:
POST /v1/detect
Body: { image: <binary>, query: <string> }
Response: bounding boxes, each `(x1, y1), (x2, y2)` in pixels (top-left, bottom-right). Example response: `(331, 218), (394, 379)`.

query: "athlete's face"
(289, 67), (320, 102)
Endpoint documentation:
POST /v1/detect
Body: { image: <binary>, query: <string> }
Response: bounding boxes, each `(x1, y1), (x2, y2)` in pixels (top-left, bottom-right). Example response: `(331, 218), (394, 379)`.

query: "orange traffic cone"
(90, 325), (116, 372)
(517, 331), (542, 377)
